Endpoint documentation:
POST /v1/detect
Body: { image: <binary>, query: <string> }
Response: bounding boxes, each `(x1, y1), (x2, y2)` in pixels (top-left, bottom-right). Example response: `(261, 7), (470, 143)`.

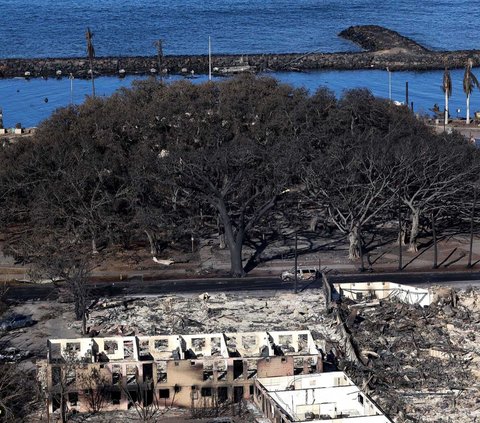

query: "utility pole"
(69, 73), (74, 105)
(387, 67), (392, 100)
(431, 211), (438, 269)
(208, 36), (212, 81)
(405, 81), (409, 106)
(468, 188), (477, 267)
(398, 191), (403, 271)
(294, 232), (298, 294)
(154, 39), (164, 81)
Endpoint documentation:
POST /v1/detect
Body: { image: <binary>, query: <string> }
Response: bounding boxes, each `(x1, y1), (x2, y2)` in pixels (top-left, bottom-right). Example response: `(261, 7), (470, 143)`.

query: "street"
(6, 270), (480, 301)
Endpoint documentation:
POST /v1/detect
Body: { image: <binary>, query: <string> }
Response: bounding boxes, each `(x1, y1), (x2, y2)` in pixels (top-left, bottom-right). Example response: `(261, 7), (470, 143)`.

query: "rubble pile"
(74, 290), (337, 347)
(340, 287), (480, 422)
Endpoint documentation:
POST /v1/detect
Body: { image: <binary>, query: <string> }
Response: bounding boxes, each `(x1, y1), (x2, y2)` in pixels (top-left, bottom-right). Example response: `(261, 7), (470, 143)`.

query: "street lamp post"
(387, 67), (392, 100)
(69, 73), (74, 105)
(208, 36), (212, 82)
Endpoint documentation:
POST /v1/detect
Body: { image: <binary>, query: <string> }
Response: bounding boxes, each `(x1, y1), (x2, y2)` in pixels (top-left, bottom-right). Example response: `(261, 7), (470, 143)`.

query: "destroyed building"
(333, 281), (432, 306)
(327, 279), (480, 422)
(254, 372), (392, 422)
(45, 330), (322, 415)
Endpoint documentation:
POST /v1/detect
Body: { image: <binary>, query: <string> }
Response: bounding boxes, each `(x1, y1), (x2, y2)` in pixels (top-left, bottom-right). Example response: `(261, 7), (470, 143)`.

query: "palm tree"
(85, 27), (96, 97)
(442, 67), (452, 126)
(463, 58), (479, 125)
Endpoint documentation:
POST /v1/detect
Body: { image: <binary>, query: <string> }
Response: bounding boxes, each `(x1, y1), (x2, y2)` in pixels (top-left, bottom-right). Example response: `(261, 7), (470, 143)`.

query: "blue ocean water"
(1, 0), (479, 57)
(2, 69), (479, 128)
(1, 0), (480, 127)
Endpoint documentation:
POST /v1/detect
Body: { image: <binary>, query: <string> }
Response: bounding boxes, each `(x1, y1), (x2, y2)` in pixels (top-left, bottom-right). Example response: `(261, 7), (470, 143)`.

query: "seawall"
(1, 26), (479, 79)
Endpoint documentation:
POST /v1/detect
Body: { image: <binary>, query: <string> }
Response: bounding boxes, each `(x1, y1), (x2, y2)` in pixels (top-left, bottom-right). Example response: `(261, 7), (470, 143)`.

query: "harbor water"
(0, 68), (479, 128)
(1, 0), (479, 127)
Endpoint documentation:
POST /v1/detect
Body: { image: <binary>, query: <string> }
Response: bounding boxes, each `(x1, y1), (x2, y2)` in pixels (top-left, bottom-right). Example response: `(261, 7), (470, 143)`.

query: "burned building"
(45, 330), (322, 415)
(254, 372), (392, 422)
(334, 281), (432, 306)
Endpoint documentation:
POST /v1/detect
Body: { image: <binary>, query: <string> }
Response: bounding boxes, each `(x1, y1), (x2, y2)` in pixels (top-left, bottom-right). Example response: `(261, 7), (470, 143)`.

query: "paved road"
(5, 271), (480, 301)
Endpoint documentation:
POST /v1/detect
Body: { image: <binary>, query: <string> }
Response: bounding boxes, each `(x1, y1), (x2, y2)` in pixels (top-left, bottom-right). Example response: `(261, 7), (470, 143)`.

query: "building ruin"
(254, 372), (392, 422)
(45, 330), (322, 415)
(333, 281), (432, 306)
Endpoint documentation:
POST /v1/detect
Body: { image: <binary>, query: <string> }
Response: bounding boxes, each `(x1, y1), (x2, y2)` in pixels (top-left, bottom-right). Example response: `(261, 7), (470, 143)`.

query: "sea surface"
(1, 0), (480, 127)
(1, 0), (479, 57)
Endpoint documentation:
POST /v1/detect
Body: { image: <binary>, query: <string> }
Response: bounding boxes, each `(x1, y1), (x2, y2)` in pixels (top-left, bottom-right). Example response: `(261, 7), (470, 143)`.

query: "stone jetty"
(1, 25), (480, 79)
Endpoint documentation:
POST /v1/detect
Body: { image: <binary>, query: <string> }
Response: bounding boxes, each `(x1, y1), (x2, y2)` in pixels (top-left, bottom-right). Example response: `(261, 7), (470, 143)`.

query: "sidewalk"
(2, 232), (480, 283)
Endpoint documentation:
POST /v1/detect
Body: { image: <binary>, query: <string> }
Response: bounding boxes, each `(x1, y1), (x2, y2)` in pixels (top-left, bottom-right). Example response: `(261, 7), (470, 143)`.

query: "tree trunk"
(216, 199), (245, 277)
(467, 93), (471, 125)
(227, 237), (245, 277)
(74, 297), (83, 321)
(91, 237), (98, 255)
(60, 392), (68, 423)
(445, 92), (449, 126)
(358, 232), (365, 271)
(82, 312), (87, 335)
(348, 225), (361, 260)
(408, 209), (420, 252)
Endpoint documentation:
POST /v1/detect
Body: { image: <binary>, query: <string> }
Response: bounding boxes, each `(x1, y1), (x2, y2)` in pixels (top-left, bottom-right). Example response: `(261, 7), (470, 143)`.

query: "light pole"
(69, 73), (74, 105)
(208, 36), (212, 81)
(387, 67), (392, 100)
(294, 231), (298, 294)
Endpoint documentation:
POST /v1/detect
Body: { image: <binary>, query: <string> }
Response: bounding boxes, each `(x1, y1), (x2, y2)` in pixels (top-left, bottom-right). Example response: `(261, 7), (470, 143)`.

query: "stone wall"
(1, 49), (480, 79)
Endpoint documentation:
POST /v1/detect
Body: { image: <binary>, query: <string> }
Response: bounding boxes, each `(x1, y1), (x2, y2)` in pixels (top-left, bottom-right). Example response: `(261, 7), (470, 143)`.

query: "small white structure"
(254, 372), (392, 422)
(334, 281), (432, 306)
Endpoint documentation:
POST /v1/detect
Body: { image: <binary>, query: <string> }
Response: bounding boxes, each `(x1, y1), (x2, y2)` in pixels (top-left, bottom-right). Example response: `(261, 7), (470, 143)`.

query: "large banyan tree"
(1, 75), (478, 277)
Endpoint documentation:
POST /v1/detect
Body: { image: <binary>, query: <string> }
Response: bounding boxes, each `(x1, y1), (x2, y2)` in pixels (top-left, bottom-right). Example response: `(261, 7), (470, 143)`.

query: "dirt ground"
(3, 227), (480, 284)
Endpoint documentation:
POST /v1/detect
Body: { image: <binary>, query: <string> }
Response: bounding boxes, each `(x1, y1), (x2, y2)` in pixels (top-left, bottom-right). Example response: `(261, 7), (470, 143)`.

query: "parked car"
(0, 346), (33, 363)
(281, 267), (319, 281)
(0, 314), (33, 332)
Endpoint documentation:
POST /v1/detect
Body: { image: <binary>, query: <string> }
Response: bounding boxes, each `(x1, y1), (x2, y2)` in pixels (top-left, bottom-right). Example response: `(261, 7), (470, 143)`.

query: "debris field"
(340, 287), (480, 422)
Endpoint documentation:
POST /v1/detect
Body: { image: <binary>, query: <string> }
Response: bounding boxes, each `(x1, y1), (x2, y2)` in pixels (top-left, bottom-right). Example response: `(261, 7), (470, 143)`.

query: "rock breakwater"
(1, 26), (479, 79)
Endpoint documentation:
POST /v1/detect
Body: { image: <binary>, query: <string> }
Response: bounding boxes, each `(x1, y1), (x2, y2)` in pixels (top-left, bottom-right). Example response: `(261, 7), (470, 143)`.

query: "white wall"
(335, 282), (431, 306)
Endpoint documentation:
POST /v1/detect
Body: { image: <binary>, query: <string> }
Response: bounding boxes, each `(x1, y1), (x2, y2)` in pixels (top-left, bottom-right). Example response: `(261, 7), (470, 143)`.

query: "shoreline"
(1, 26), (480, 79)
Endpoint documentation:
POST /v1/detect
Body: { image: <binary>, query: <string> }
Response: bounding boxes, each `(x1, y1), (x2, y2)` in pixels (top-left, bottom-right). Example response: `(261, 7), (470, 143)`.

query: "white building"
(334, 281), (432, 307)
(254, 372), (392, 422)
